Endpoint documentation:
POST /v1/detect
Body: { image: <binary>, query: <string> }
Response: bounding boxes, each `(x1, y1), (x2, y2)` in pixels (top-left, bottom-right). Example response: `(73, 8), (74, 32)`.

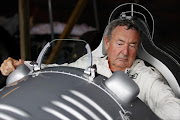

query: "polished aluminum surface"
(6, 64), (30, 85)
(105, 71), (140, 103)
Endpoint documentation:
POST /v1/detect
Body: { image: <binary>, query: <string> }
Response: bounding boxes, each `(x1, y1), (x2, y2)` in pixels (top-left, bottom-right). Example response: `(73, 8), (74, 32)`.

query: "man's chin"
(118, 58), (128, 62)
(115, 62), (128, 68)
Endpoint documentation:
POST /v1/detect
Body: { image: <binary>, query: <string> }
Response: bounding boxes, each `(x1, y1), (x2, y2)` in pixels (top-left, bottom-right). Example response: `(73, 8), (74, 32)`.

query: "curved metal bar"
(108, 3), (154, 40)
(35, 39), (93, 74)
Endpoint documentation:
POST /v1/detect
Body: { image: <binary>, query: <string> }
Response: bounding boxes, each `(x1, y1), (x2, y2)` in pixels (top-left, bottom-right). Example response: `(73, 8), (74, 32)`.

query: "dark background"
(0, 0), (179, 53)
(0, 0), (180, 88)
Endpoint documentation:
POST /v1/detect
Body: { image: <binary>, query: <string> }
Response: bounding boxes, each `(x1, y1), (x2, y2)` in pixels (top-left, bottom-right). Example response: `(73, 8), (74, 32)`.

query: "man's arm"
(151, 79), (180, 120)
(137, 67), (180, 120)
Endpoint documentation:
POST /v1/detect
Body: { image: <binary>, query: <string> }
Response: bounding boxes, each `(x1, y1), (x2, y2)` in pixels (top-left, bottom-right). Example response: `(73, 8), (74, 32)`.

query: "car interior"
(92, 3), (180, 98)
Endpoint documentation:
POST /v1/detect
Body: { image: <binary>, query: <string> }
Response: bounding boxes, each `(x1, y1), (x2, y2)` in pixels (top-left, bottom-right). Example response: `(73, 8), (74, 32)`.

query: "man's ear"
(104, 35), (109, 50)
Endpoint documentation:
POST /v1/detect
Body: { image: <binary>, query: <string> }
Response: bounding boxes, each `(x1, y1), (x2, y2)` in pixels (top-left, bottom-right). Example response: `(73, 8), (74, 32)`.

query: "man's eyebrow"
(117, 39), (137, 44)
(116, 39), (138, 44)
(130, 42), (137, 44)
(117, 39), (125, 42)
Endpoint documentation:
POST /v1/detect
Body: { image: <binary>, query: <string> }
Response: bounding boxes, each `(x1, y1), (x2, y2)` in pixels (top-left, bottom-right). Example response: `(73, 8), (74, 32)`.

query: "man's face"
(105, 25), (140, 72)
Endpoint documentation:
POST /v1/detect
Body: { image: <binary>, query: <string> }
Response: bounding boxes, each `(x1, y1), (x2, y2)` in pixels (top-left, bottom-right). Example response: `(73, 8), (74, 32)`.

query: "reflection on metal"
(0, 113), (17, 120)
(61, 95), (101, 120)
(6, 64), (30, 85)
(52, 101), (87, 120)
(42, 107), (70, 120)
(105, 71), (139, 103)
(70, 90), (113, 120)
(1, 86), (20, 99)
(119, 110), (130, 120)
(0, 104), (30, 118)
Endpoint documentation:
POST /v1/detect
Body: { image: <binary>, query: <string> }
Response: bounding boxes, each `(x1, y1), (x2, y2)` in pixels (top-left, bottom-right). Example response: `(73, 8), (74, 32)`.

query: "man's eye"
(129, 45), (136, 49)
(117, 43), (123, 46)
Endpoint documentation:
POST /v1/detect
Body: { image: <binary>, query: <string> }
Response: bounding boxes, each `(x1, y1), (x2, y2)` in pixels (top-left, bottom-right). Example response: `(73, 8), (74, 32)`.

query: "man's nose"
(122, 45), (129, 55)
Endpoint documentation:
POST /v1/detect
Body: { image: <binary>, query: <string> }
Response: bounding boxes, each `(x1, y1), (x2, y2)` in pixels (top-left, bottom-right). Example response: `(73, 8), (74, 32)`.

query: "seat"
(92, 3), (180, 98)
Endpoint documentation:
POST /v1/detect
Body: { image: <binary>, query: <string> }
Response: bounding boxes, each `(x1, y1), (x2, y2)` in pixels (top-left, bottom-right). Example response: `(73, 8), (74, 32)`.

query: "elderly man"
(1, 19), (180, 120)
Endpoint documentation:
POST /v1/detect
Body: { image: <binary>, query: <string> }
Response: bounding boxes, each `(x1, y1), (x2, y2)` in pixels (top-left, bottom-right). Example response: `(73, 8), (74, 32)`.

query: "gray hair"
(106, 19), (141, 41)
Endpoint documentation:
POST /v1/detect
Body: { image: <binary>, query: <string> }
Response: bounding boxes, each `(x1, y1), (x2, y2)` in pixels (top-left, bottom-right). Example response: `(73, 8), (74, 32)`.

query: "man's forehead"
(112, 26), (140, 36)
(111, 26), (140, 43)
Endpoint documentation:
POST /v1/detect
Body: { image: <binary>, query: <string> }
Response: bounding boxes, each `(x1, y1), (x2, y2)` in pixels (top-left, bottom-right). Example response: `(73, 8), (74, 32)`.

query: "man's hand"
(0, 57), (24, 76)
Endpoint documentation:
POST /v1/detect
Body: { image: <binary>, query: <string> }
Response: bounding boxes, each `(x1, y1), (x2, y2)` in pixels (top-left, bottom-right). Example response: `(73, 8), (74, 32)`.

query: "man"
(1, 19), (180, 120)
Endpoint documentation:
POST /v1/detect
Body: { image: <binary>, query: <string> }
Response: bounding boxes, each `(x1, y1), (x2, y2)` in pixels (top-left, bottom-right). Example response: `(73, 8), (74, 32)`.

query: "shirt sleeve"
(151, 78), (180, 120)
(136, 67), (180, 120)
